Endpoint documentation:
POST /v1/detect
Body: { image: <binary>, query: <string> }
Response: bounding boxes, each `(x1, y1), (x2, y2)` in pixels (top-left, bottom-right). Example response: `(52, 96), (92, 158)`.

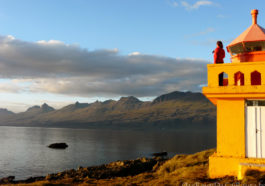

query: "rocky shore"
(0, 157), (165, 185)
(1, 149), (264, 185)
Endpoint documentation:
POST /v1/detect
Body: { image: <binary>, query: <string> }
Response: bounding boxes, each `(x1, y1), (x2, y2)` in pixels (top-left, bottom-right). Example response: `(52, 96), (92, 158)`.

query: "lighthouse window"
(251, 71), (261, 85)
(246, 100), (265, 106)
(218, 72), (228, 86)
(245, 41), (265, 52)
(234, 71), (244, 86)
(229, 43), (244, 55)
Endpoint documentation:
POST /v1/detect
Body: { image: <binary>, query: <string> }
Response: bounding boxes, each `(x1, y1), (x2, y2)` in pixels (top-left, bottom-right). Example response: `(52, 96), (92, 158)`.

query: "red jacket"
(214, 46), (225, 64)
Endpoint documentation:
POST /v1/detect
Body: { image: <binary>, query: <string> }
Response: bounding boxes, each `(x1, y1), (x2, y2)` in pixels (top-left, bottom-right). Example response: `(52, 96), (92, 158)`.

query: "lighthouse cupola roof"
(227, 9), (265, 63)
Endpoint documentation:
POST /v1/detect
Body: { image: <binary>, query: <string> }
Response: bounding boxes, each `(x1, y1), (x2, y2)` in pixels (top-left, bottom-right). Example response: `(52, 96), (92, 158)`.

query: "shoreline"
(1, 148), (263, 185)
(0, 156), (166, 185)
(0, 124), (216, 133)
(2, 148), (260, 185)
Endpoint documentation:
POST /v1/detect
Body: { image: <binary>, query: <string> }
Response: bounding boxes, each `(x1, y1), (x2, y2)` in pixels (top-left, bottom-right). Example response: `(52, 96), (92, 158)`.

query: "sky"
(0, 0), (264, 112)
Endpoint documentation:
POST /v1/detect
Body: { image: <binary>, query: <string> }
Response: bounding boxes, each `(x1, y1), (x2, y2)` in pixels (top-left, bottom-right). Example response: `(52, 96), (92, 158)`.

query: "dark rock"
(0, 176), (15, 184)
(23, 176), (45, 183)
(152, 151), (168, 157)
(48, 143), (68, 149)
(46, 173), (60, 181)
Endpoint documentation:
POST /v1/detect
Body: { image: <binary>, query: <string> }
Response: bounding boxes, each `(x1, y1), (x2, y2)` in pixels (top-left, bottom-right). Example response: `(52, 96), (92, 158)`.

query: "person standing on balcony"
(214, 41), (225, 64)
(213, 41), (225, 86)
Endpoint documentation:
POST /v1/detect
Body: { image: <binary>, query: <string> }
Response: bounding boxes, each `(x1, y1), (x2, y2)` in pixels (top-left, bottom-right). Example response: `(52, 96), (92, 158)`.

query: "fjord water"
(0, 126), (215, 180)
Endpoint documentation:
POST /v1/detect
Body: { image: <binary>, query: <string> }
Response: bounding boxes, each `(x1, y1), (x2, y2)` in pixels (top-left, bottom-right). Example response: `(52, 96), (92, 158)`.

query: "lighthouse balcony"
(202, 62), (265, 101)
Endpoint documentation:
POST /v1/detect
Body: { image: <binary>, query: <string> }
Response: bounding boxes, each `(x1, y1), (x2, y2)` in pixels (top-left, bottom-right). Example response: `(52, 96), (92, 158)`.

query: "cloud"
(172, 2), (179, 7)
(217, 14), (227, 18)
(198, 27), (215, 35)
(181, 0), (214, 10)
(168, 0), (179, 7)
(186, 27), (215, 39)
(191, 38), (217, 46)
(128, 51), (141, 56)
(0, 80), (24, 93)
(36, 39), (66, 45)
(0, 35), (209, 97)
(191, 38), (231, 46)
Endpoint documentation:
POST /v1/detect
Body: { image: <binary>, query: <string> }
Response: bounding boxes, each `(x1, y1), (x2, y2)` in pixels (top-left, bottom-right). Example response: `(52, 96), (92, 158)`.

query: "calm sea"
(0, 126), (216, 180)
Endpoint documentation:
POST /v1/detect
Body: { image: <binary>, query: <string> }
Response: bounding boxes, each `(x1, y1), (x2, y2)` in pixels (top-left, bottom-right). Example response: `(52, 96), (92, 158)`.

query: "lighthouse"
(203, 9), (265, 179)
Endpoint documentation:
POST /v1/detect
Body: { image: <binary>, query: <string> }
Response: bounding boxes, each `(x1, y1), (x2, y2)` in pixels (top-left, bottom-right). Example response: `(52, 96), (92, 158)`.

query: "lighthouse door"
(245, 100), (265, 158)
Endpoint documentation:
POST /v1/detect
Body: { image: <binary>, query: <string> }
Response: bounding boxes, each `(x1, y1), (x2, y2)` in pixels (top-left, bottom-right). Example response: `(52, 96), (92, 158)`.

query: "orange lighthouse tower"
(203, 9), (265, 179)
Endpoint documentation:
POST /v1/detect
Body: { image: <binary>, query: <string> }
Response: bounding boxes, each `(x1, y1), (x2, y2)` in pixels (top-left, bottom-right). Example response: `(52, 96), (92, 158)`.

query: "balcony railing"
(203, 61), (265, 94)
(207, 62), (265, 87)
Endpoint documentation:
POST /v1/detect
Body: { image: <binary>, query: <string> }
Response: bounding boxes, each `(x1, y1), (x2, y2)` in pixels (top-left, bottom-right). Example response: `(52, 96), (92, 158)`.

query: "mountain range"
(0, 91), (216, 129)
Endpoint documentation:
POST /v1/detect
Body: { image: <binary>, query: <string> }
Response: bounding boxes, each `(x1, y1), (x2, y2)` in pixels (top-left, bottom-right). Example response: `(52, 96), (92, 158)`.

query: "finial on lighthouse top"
(251, 9), (258, 25)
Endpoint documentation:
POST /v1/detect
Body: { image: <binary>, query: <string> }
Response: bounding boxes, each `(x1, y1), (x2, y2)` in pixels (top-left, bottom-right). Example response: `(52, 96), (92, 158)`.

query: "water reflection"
(0, 126), (216, 180)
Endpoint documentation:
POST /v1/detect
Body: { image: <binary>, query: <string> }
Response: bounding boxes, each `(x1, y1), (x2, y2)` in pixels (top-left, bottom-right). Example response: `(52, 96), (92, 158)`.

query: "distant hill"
(153, 91), (206, 103)
(0, 91), (216, 129)
(26, 103), (55, 114)
(0, 108), (14, 118)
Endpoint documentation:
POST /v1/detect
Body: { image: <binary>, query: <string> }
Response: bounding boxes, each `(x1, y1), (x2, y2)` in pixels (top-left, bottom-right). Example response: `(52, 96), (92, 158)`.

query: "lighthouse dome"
(227, 10), (265, 63)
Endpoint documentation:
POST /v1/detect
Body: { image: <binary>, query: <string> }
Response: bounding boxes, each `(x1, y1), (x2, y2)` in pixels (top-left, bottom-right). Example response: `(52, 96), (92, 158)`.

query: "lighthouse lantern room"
(203, 9), (265, 179)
